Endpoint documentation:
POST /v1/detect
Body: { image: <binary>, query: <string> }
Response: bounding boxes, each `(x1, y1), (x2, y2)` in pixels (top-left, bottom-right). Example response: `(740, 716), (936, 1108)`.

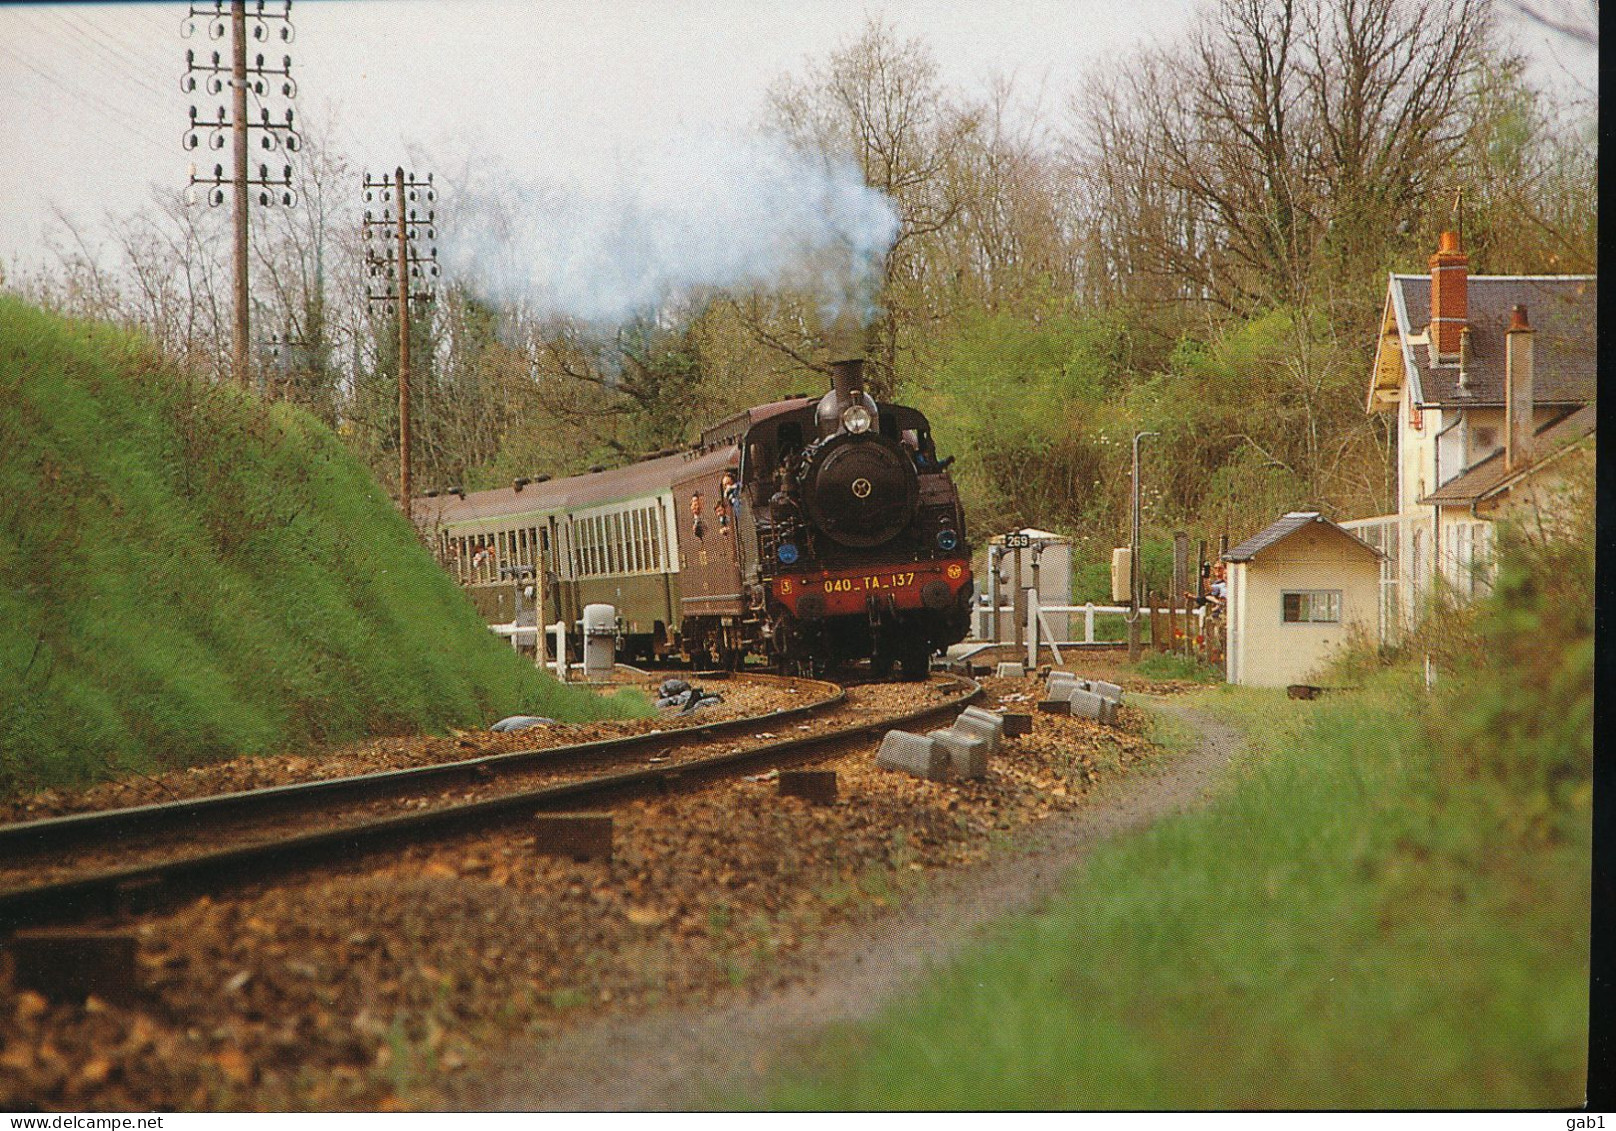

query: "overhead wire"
(54, 10), (174, 103)
(0, 41), (174, 158)
(0, 10), (175, 156)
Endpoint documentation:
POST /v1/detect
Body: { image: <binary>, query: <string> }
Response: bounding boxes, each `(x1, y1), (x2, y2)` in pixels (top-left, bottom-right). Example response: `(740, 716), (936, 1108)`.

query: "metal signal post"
(1127, 430), (1159, 662)
(183, 0), (301, 392)
(362, 170), (439, 510)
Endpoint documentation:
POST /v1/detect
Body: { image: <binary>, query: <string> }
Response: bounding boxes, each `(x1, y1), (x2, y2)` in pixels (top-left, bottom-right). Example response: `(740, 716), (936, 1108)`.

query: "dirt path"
(463, 697), (1245, 1111)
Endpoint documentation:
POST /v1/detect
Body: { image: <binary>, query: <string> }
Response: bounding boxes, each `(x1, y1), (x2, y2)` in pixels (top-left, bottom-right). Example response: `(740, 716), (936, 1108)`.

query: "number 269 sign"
(1002, 532), (1032, 549)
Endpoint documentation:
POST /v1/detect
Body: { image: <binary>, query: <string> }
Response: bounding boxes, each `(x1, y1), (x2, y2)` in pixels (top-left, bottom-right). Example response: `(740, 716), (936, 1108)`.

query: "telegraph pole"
(184, 1), (300, 391)
(395, 168), (412, 508)
(230, 0), (248, 390)
(363, 170), (439, 510)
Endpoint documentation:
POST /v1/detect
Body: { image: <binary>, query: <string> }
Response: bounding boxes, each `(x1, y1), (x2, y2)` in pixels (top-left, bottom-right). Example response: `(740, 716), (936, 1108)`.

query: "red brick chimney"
(1429, 230), (1468, 361)
(1505, 304), (1535, 472)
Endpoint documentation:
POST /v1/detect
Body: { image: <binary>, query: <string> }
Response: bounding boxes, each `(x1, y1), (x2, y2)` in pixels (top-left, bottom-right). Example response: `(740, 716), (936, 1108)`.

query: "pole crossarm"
(361, 169), (439, 512)
(182, 2), (301, 183)
(181, 0), (299, 391)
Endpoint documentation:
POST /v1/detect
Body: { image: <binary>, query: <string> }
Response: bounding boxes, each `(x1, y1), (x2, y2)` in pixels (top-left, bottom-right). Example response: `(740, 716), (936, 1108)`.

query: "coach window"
(610, 513), (624, 573)
(1281, 591), (1340, 624)
(635, 509), (648, 571)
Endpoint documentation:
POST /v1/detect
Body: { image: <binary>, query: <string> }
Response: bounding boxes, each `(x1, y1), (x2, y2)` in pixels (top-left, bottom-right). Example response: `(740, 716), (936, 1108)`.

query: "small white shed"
(1222, 512), (1383, 688)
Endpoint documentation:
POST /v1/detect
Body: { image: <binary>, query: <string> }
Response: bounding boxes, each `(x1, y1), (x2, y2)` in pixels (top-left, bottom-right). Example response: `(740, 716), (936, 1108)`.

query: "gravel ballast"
(0, 674), (1222, 1111)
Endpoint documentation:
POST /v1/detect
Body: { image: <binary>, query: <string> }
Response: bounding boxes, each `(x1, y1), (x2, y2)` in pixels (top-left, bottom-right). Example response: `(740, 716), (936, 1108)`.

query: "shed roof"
(1223, 512), (1383, 563)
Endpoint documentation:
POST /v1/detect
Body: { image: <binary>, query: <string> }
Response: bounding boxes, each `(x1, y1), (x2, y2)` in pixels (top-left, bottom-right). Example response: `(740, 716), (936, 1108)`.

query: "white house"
(1347, 232), (1596, 637)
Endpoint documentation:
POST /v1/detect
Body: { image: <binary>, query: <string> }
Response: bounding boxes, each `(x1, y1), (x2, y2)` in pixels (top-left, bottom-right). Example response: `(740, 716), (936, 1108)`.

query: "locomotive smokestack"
(828, 353), (863, 413)
(818, 315), (876, 439)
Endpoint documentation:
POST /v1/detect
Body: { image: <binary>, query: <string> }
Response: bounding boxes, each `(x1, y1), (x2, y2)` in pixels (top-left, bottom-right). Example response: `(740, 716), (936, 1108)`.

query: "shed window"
(1282, 590), (1340, 624)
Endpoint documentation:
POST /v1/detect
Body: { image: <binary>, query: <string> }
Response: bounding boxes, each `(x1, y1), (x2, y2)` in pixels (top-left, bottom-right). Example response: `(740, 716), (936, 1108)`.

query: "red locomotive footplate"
(772, 559), (972, 618)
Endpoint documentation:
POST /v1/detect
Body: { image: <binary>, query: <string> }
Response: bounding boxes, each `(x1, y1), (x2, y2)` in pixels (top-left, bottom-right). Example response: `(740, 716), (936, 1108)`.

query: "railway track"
(0, 672), (980, 934)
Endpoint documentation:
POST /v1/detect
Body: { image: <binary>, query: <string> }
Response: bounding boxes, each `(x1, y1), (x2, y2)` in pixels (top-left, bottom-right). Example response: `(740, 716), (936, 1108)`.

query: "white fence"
(979, 591), (1206, 668)
(490, 621), (572, 681)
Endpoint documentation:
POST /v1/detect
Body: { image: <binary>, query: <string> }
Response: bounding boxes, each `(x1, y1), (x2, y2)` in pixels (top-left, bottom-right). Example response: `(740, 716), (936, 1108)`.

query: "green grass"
(0, 297), (640, 794)
(1130, 650), (1222, 683)
(761, 668), (1590, 1109)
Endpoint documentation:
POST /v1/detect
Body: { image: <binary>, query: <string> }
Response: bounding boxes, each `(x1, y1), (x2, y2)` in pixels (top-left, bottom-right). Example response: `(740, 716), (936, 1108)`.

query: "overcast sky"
(0, 0), (1597, 278)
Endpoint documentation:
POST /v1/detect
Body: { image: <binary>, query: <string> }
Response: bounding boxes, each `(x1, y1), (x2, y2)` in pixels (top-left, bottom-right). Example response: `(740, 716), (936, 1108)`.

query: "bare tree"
(1072, 0), (1500, 323)
(766, 18), (982, 395)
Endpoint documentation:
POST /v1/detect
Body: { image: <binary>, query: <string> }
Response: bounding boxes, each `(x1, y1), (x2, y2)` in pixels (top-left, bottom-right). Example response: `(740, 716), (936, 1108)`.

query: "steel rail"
(0, 675), (979, 933)
(0, 672), (840, 857)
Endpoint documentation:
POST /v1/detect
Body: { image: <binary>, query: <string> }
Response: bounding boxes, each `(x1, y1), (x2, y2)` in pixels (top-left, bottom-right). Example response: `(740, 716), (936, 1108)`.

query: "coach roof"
(413, 445), (737, 532)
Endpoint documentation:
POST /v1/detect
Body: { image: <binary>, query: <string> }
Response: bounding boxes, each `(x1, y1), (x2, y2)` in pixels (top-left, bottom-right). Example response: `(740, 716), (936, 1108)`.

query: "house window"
(1282, 590), (1341, 624)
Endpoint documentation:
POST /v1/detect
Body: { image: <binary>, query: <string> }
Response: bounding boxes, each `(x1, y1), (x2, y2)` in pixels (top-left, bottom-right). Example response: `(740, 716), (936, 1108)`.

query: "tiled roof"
(1421, 404), (1597, 505)
(1223, 511), (1383, 563)
(1391, 275), (1596, 407)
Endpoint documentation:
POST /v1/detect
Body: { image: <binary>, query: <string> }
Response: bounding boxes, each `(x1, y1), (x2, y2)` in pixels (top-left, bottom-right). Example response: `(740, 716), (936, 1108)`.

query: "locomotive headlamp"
(937, 529), (959, 551)
(777, 542), (800, 565)
(841, 404), (873, 434)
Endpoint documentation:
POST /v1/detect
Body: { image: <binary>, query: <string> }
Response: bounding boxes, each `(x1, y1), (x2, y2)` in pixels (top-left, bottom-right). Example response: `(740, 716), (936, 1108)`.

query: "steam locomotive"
(415, 347), (974, 677)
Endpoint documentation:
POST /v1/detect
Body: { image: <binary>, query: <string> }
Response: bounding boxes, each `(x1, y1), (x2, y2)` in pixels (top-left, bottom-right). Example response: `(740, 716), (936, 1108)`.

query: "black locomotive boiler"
(416, 346), (974, 677)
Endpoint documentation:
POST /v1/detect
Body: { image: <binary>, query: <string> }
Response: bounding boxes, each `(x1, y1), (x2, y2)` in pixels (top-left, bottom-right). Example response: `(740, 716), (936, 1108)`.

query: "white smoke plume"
(438, 130), (900, 329)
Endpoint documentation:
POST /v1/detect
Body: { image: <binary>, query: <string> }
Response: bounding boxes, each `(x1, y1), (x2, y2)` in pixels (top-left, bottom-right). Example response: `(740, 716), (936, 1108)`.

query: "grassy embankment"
(765, 490), (1592, 1108)
(0, 297), (639, 796)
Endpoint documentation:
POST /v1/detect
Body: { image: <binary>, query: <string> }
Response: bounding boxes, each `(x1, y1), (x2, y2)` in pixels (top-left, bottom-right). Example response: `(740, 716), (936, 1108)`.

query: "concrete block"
(1089, 679), (1124, 704)
(9, 929), (138, 1004)
(955, 706), (1005, 751)
(928, 728), (989, 779)
(1002, 712), (1032, 737)
(1036, 697), (1071, 715)
(994, 662), (1026, 678)
(876, 730), (949, 781)
(1045, 673), (1079, 698)
(778, 769), (837, 805)
(1065, 687), (1110, 722)
(534, 813), (613, 861)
